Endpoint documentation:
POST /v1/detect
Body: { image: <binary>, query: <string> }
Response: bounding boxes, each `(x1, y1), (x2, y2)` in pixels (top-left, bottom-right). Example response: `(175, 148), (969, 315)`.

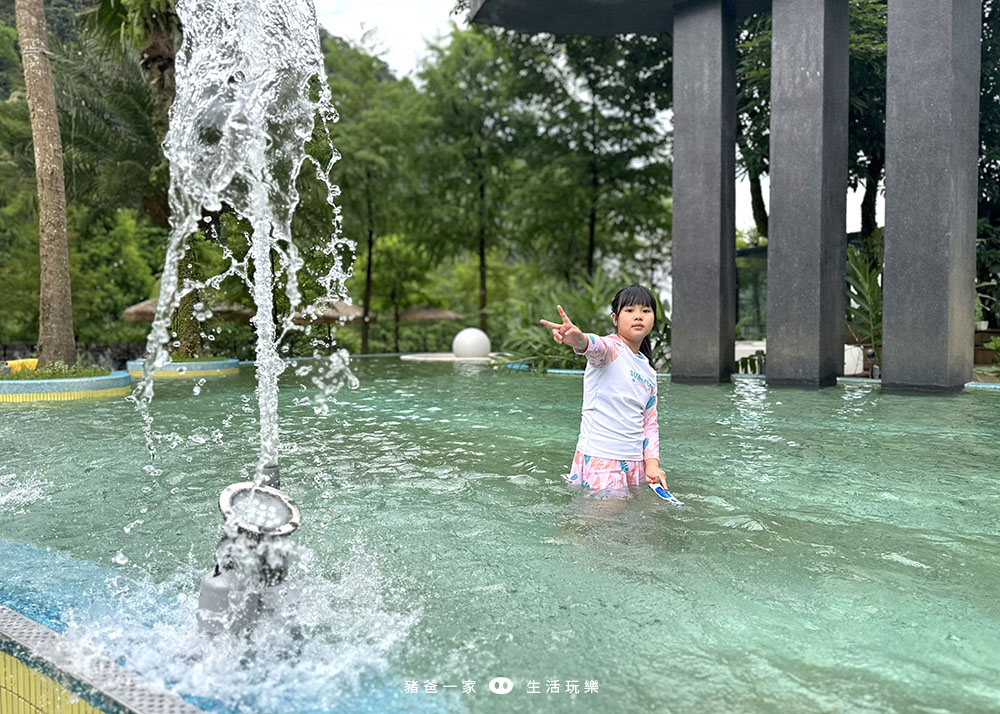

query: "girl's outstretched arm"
(572, 332), (621, 368)
(539, 305), (622, 367)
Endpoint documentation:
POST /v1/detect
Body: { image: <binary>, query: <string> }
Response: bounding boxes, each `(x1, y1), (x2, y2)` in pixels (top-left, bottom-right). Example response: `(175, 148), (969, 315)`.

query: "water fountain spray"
(128, 0), (356, 634)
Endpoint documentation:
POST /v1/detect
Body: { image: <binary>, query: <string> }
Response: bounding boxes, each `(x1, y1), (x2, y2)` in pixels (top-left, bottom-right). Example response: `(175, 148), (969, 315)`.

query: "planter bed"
(126, 358), (240, 379)
(0, 371), (130, 403)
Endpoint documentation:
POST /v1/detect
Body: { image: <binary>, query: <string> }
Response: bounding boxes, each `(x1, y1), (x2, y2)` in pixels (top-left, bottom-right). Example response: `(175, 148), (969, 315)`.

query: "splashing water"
(132, 0), (357, 480)
(57, 539), (420, 713)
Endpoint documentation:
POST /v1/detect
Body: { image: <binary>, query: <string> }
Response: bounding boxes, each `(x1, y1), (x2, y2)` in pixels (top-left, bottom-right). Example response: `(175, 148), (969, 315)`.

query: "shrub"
(498, 269), (670, 372)
(0, 361), (109, 380)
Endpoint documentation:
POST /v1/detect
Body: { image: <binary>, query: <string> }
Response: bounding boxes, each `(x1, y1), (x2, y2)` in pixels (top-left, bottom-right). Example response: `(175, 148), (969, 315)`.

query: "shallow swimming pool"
(1, 358), (998, 713)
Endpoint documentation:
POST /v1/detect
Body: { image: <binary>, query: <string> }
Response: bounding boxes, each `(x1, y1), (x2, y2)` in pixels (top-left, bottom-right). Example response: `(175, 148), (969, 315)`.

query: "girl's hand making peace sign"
(539, 305), (589, 352)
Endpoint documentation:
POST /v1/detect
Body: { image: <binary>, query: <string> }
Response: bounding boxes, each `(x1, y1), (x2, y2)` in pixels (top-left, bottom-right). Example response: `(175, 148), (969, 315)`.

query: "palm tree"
(80, 1), (208, 357)
(14, 0), (76, 365)
(53, 36), (162, 217)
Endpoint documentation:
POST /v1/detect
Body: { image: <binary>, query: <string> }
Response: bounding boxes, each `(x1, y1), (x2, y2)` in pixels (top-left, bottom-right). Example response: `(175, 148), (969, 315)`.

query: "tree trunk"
(361, 175), (375, 354)
(860, 154), (884, 242)
(477, 152), (487, 334)
(749, 167), (769, 239)
(391, 287), (400, 353)
(587, 99), (598, 278)
(173, 240), (202, 357)
(588, 159), (598, 278)
(16, 0), (76, 366)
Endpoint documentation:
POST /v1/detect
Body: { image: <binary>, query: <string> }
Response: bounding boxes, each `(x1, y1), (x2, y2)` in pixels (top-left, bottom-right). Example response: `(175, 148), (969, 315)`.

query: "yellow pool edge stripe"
(0, 386), (131, 403)
(1, 650), (103, 714)
(127, 368), (240, 379)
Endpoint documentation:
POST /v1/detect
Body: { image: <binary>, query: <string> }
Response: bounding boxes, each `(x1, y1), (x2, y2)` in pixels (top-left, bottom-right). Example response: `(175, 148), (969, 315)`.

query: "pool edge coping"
(0, 604), (204, 714)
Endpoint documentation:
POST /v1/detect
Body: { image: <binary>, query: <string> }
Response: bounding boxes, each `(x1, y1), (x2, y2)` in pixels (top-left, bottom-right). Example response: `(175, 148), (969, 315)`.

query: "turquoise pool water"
(1, 358), (998, 713)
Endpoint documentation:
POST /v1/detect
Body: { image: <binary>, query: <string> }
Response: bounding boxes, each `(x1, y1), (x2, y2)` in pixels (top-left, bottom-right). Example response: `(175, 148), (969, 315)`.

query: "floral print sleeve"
(573, 333), (623, 368)
(642, 383), (660, 461)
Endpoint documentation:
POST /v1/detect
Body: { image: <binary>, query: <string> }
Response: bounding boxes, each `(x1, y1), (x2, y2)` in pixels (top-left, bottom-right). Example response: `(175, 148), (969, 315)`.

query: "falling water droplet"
(113, 552), (129, 565)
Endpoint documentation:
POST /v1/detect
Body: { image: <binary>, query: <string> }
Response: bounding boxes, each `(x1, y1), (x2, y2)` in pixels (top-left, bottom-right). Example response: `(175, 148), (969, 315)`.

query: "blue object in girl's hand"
(648, 483), (685, 507)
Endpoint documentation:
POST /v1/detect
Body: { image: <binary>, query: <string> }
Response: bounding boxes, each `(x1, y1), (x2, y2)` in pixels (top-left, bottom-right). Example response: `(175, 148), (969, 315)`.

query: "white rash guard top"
(573, 333), (660, 462)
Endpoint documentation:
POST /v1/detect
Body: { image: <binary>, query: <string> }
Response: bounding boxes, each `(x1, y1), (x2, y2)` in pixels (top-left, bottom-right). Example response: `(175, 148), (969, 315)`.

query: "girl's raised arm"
(539, 305), (588, 351)
(540, 305), (620, 367)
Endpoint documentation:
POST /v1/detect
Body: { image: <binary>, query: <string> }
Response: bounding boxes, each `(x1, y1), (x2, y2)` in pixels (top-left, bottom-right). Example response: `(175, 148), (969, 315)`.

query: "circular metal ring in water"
(218, 482), (301, 537)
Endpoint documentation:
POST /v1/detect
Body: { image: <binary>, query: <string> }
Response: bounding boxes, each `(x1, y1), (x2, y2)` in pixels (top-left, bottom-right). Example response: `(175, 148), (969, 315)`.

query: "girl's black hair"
(611, 285), (658, 363)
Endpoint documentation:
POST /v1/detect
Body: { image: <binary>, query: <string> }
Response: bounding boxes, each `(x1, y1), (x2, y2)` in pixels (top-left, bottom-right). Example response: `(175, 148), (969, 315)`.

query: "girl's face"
(613, 303), (655, 341)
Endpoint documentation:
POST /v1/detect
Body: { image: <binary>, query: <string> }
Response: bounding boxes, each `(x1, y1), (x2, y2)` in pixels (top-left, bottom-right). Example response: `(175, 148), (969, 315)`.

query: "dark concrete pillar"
(765, 0), (849, 388)
(671, 0), (736, 383)
(882, 0), (981, 393)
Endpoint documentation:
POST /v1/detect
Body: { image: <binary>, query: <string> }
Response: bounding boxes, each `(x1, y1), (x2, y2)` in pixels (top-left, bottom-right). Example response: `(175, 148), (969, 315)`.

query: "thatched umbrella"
(122, 298), (156, 322)
(290, 302), (374, 326)
(123, 298), (253, 323)
(397, 306), (464, 322)
(290, 302), (375, 352)
(393, 306), (465, 352)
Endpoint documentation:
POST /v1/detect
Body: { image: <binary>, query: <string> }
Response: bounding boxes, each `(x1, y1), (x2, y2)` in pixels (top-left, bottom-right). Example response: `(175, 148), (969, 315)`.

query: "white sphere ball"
(452, 328), (491, 358)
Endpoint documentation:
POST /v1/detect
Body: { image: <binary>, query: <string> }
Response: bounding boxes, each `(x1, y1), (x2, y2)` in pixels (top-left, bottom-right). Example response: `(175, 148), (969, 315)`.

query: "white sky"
(314, 0), (461, 80)
(312, 0), (883, 233)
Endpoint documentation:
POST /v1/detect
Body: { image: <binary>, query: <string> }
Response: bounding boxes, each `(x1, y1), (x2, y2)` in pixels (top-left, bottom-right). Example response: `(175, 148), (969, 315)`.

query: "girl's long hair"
(612, 285), (658, 363)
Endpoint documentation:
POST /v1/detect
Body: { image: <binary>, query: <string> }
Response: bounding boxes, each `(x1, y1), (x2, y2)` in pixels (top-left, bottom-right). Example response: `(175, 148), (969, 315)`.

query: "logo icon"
(488, 677), (513, 695)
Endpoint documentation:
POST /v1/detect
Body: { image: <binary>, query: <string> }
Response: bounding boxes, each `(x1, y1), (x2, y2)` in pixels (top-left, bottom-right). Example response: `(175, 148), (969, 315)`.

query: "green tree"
(734, 0), (887, 253)
(69, 207), (164, 343)
(735, 13), (771, 239)
(848, 0), (887, 246)
(499, 31), (673, 282)
(417, 26), (520, 335)
(79, 0), (213, 356)
(558, 34), (673, 279)
(324, 32), (419, 353)
(348, 233), (431, 353)
(979, 0), (1000, 326)
(0, 19), (21, 98)
(51, 34), (163, 219)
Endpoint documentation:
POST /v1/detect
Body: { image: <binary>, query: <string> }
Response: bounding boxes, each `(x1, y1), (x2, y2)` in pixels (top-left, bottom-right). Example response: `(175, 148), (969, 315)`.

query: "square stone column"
(671, 0), (737, 383)
(883, 0), (981, 393)
(765, 0), (849, 388)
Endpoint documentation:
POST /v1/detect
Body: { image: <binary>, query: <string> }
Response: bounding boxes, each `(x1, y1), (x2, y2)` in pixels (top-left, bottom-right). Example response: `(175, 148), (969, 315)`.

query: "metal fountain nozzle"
(258, 461), (281, 488)
(197, 480), (301, 635)
(219, 481), (301, 539)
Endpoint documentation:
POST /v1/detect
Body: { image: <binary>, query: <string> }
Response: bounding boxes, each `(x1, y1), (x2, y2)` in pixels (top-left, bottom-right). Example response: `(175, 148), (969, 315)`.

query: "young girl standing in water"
(539, 285), (668, 495)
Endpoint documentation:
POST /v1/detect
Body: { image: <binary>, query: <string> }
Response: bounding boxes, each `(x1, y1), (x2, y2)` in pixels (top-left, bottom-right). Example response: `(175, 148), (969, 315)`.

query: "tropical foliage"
(846, 244), (883, 364)
(1, 0), (999, 364)
(498, 269), (671, 373)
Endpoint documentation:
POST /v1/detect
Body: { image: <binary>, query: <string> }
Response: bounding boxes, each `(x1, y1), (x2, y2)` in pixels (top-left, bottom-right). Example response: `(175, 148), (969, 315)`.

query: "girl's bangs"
(615, 285), (656, 311)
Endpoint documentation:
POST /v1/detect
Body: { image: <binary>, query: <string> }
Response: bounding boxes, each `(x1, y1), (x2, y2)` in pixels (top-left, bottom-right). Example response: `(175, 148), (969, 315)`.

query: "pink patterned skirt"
(563, 449), (646, 493)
